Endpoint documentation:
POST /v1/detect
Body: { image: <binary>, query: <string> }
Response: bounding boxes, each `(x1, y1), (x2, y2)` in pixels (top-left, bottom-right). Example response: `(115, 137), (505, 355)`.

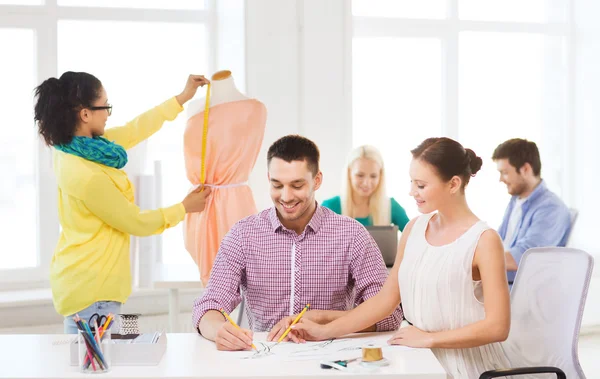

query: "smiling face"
(268, 157), (322, 232)
(408, 158), (461, 214)
(349, 157), (381, 199)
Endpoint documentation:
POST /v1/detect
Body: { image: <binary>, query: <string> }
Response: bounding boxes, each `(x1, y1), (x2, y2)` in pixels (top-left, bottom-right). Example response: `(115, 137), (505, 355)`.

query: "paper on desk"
(225, 334), (413, 361)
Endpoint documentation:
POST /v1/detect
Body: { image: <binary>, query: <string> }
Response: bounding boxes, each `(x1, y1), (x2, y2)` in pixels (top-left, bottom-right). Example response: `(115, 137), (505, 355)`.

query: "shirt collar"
(268, 202), (324, 234)
(268, 207), (283, 232)
(514, 179), (547, 206)
(306, 203), (324, 233)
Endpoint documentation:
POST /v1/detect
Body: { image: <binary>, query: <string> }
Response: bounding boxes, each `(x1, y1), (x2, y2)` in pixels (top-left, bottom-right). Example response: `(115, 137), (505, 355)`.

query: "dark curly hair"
(34, 71), (103, 146)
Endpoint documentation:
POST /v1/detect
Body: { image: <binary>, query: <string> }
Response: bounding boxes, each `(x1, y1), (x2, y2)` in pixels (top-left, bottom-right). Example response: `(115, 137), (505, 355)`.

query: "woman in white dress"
(293, 137), (513, 378)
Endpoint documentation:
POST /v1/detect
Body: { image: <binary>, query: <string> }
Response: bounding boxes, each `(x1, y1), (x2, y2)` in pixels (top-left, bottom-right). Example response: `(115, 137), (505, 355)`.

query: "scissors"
(88, 313), (109, 328)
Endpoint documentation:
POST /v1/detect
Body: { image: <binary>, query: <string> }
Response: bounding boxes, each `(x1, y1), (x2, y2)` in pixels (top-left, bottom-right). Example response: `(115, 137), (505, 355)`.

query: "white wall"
(573, 0), (600, 327)
(242, 0), (600, 328)
(242, 0), (600, 257)
(572, 0), (600, 256)
(245, 0), (351, 211)
(4, 0), (600, 331)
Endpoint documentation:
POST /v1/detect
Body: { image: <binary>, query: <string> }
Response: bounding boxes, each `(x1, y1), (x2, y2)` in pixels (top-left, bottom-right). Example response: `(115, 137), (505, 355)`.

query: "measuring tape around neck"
(200, 83), (211, 186)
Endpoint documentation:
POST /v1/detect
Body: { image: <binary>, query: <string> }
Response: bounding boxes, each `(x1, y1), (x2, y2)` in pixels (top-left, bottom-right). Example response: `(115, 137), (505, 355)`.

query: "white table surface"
(0, 332), (448, 379)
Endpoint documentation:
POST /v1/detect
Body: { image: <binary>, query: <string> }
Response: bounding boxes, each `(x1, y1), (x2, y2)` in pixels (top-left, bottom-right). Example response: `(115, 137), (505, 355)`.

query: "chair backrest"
(565, 208), (579, 246)
(236, 297), (248, 328)
(503, 247), (593, 379)
(569, 208), (579, 227)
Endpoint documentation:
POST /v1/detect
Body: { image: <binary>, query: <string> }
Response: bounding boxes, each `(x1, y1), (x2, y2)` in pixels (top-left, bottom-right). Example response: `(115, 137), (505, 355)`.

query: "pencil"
(94, 320), (101, 345)
(219, 308), (257, 350)
(278, 304), (310, 343)
(75, 316), (97, 371)
(99, 314), (113, 338)
(76, 317), (99, 371)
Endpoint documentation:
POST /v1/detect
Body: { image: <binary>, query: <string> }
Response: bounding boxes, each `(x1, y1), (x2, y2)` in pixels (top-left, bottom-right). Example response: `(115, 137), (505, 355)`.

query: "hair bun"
(465, 148), (482, 176)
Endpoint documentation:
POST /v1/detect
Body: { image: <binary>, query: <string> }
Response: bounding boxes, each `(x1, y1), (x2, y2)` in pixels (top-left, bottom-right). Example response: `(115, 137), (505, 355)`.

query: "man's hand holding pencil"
(215, 309), (255, 351)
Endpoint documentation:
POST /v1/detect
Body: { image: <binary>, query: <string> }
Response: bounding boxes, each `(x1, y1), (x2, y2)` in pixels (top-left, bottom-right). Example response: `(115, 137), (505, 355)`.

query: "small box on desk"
(70, 332), (167, 366)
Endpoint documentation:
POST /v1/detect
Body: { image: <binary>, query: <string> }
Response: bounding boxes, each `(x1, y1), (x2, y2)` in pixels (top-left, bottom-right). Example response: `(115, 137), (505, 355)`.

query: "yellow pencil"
(278, 304), (310, 343)
(219, 308), (257, 350)
(100, 314), (113, 337)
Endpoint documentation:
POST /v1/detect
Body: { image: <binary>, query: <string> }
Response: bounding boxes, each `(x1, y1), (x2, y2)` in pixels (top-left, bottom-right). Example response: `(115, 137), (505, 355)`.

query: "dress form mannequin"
(183, 70), (267, 286)
(187, 70), (249, 119)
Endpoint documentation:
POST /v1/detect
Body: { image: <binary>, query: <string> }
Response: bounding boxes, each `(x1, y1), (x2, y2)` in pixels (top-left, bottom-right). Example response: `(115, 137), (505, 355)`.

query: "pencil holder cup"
(78, 329), (111, 374)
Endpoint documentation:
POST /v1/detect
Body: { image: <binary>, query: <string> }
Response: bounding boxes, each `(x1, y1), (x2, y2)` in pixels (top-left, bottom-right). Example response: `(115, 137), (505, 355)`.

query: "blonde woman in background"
(322, 145), (409, 230)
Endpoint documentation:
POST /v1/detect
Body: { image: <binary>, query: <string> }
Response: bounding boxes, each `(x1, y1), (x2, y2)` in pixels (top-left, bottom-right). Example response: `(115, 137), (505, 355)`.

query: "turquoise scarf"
(55, 136), (128, 169)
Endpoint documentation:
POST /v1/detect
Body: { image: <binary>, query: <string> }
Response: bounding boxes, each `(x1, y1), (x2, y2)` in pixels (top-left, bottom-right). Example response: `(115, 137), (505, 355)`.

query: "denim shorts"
(63, 301), (122, 334)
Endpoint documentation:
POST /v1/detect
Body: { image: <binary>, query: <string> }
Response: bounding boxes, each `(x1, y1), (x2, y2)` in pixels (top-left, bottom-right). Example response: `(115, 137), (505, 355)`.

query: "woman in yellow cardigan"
(34, 71), (211, 333)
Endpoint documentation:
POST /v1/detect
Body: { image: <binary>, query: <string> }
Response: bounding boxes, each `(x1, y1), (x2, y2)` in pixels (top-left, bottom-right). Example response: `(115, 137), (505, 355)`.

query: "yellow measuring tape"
(200, 83), (211, 186)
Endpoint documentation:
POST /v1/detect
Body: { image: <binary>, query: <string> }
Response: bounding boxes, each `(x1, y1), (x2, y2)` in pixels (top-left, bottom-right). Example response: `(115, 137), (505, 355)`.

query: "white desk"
(0, 332), (448, 379)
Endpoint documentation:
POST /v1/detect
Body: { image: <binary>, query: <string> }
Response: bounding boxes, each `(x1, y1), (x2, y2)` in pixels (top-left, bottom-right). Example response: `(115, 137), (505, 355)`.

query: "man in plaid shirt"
(192, 135), (402, 350)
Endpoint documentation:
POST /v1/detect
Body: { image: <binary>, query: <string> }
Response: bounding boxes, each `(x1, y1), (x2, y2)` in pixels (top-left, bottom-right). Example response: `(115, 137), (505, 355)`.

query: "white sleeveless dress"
(398, 213), (513, 378)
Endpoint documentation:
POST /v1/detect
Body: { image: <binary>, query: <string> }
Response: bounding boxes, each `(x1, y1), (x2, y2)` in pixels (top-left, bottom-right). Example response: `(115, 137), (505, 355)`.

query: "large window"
(352, 0), (570, 226)
(458, 32), (566, 223)
(56, 0), (205, 9)
(353, 37), (442, 217)
(0, 29), (37, 270)
(0, 1), (212, 288)
(57, 20), (209, 267)
(352, 0), (447, 19)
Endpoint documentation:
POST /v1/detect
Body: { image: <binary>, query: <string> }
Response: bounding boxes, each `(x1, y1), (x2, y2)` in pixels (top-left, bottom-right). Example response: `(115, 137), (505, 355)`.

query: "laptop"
(365, 225), (399, 267)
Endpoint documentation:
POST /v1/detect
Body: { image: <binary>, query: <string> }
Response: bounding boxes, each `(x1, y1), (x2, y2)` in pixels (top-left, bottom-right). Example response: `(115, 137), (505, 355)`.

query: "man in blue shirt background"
(492, 138), (572, 284)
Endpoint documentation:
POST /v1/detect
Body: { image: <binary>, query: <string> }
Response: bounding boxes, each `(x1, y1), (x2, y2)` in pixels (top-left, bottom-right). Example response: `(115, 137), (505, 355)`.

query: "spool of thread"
(362, 344), (384, 362)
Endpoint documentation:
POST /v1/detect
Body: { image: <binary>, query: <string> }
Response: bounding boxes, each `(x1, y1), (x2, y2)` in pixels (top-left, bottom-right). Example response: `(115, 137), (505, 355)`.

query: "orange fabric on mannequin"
(183, 99), (266, 285)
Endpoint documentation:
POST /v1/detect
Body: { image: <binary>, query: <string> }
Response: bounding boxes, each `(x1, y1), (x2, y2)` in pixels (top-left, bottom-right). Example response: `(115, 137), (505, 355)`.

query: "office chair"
(480, 247), (593, 378)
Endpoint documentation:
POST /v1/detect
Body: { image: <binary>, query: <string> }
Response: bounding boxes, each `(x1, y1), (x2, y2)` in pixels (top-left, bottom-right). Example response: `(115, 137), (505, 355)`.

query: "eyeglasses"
(88, 104), (112, 116)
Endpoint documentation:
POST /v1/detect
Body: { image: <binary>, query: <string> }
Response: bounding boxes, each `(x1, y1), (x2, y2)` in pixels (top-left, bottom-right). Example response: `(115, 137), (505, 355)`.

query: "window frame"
(0, 0), (215, 290)
(351, 0), (575, 218)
